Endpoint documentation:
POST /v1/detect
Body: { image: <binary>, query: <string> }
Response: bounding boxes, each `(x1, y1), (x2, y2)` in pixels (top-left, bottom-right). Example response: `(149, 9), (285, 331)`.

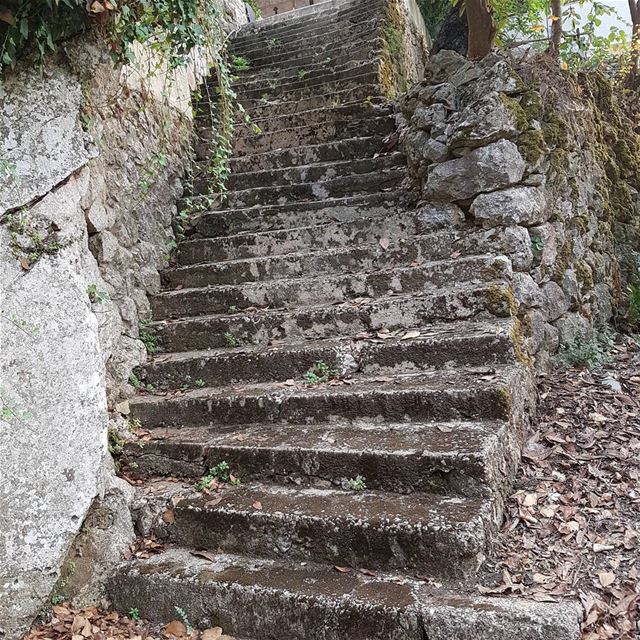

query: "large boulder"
(426, 140), (525, 201)
(471, 186), (547, 228)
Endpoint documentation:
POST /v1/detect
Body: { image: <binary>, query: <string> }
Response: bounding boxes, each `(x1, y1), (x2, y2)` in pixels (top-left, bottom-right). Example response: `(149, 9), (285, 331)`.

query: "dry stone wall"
(0, 3), (246, 637)
(399, 51), (638, 369)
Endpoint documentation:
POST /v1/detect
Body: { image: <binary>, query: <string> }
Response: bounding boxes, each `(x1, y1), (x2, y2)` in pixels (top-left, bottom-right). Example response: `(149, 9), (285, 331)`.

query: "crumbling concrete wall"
(399, 51), (638, 369)
(0, 3), (246, 637)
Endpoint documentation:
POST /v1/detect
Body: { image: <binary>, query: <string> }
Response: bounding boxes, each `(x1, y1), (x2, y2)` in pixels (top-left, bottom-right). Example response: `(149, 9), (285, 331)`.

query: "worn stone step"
(214, 166), (404, 207)
(236, 83), (382, 120)
(230, 58), (380, 96)
(228, 136), (388, 173)
(166, 483), (492, 576)
(177, 214), (485, 266)
(110, 549), (581, 640)
(129, 365), (528, 430)
(163, 227), (477, 289)
(225, 153), (403, 191)
(193, 150), (400, 197)
(230, 18), (381, 63)
(236, 69), (380, 105)
(138, 320), (517, 387)
(229, 100), (392, 138)
(230, 0), (385, 49)
(230, 49), (378, 89)
(229, 114), (393, 156)
(151, 283), (515, 353)
(231, 62), (380, 103)
(190, 192), (407, 238)
(151, 256), (509, 319)
(125, 417), (517, 498)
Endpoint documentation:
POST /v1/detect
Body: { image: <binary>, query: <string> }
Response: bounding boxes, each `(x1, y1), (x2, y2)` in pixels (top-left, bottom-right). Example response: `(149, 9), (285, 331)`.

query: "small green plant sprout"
(303, 360), (339, 385)
(531, 236), (544, 252)
(627, 284), (640, 326)
(194, 461), (240, 491)
(139, 319), (161, 354)
(297, 68), (308, 79)
(195, 378), (206, 388)
(87, 284), (109, 304)
(347, 475), (366, 491)
(228, 305), (238, 314)
(174, 606), (193, 634)
(557, 326), (615, 369)
(129, 372), (156, 393)
(128, 607), (141, 621)
(223, 331), (240, 347)
(363, 95), (374, 106)
(50, 594), (65, 605)
(232, 55), (250, 71)
(108, 428), (126, 456)
(266, 36), (280, 49)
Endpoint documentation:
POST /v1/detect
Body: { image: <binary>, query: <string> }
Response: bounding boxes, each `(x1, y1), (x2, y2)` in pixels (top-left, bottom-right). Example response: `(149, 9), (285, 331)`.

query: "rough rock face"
(0, 2), (247, 637)
(400, 50), (630, 367)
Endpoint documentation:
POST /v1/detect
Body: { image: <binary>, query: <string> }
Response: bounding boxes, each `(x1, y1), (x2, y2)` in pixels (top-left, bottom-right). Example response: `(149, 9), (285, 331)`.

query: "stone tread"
(129, 365), (527, 429)
(164, 482), (493, 575)
(110, 549), (582, 640)
(124, 418), (515, 497)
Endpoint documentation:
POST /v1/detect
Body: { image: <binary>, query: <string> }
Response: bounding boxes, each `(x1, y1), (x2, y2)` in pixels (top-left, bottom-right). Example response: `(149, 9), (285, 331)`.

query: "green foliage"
(243, 0), (261, 18)
(174, 607), (193, 634)
(194, 460), (240, 490)
(223, 330), (239, 347)
(4, 211), (70, 267)
(415, 0), (451, 39)
(128, 607), (141, 621)
(108, 428), (126, 456)
(139, 319), (161, 354)
(557, 325), (615, 368)
(303, 360), (339, 386)
(232, 55), (250, 70)
(87, 284), (109, 304)
(531, 235), (544, 252)
(347, 475), (366, 491)
(627, 284), (640, 326)
(297, 67), (308, 79)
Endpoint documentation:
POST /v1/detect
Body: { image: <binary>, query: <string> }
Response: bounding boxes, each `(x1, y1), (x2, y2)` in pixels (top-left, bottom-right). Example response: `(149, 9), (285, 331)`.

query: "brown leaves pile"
(479, 339), (640, 639)
(24, 605), (235, 640)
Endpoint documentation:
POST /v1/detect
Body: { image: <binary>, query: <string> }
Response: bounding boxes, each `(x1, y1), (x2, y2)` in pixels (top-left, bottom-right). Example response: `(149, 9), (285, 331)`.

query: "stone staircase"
(109, 1), (581, 637)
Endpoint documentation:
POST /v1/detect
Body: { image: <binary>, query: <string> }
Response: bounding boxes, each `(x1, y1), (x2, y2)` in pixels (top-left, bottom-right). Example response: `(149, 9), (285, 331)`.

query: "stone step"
(228, 113), (393, 156)
(150, 283), (514, 352)
(151, 256), (509, 320)
(129, 365), (528, 430)
(225, 152), (403, 191)
(229, 41), (378, 79)
(124, 417), (516, 498)
(177, 215), (482, 266)
(228, 136), (388, 173)
(162, 227), (475, 290)
(230, 48), (378, 88)
(230, 61), (380, 103)
(229, 100), (392, 138)
(190, 192), (407, 238)
(230, 0), (384, 49)
(236, 69), (380, 105)
(236, 83), (382, 120)
(138, 320), (517, 386)
(109, 549), (581, 640)
(210, 165), (404, 207)
(230, 18), (381, 63)
(230, 58), (380, 96)
(165, 483), (493, 576)
(190, 151), (401, 199)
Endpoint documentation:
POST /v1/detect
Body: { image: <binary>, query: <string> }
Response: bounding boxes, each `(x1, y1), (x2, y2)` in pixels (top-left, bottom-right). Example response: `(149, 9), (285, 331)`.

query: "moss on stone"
(518, 128), (545, 164)
(499, 93), (529, 131)
(576, 260), (594, 292)
(552, 239), (574, 283)
(542, 110), (569, 149)
(548, 148), (569, 188)
(486, 284), (518, 318)
(510, 317), (532, 366)
(520, 90), (543, 121)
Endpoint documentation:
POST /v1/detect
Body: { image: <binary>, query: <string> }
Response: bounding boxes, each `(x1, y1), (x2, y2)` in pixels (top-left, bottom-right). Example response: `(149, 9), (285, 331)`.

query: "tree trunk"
(432, 0), (468, 56)
(629, 0), (640, 81)
(465, 0), (496, 59)
(549, 0), (562, 56)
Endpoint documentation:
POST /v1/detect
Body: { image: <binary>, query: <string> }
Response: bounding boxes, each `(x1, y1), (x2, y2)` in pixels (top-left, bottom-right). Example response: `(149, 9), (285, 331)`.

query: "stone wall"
(0, 3), (246, 637)
(399, 51), (638, 369)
